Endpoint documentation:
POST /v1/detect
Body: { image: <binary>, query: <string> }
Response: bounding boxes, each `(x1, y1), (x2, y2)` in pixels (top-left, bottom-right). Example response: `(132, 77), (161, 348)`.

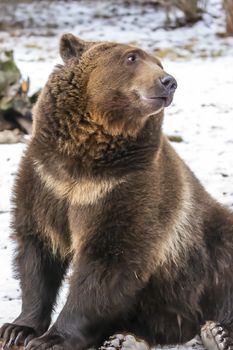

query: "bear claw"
(0, 323), (37, 348)
(201, 321), (233, 350)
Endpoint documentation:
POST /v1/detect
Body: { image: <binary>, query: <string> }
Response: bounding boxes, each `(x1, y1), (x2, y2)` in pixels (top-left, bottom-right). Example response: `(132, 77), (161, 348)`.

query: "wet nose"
(160, 75), (177, 94)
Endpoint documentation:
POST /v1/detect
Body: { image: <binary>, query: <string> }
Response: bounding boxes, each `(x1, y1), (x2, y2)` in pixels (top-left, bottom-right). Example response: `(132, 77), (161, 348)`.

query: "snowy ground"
(0, 0), (233, 349)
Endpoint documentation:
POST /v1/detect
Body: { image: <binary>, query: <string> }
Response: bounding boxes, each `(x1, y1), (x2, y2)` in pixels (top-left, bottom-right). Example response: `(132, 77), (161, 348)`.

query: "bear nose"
(160, 75), (177, 94)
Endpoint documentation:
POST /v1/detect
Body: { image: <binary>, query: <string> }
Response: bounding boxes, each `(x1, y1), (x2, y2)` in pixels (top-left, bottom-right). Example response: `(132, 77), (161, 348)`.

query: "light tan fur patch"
(33, 159), (124, 206)
(43, 223), (70, 257)
(156, 170), (202, 270)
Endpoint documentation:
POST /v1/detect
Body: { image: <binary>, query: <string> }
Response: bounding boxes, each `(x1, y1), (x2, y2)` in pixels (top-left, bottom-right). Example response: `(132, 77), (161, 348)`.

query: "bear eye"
(127, 53), (138, 63)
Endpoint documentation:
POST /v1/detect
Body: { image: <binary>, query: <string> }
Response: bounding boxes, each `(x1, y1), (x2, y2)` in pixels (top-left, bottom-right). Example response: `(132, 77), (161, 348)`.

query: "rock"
(0, 129), (25, 144)
(0, 50), (21, 99)
(168, 135), (184, 143)
(0, 49), (34, 136)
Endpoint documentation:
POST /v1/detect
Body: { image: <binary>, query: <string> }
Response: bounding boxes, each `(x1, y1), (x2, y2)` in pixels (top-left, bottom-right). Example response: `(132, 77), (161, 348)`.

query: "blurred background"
(0, 1), (233, 346)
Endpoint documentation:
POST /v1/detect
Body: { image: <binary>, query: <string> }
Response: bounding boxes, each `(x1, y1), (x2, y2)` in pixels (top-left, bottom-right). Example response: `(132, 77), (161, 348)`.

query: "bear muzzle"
(157, 75), (177, 107)
(142, 74), (177, 108)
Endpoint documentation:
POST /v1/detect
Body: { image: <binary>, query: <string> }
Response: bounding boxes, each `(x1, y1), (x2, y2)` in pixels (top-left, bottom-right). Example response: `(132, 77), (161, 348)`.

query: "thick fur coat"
(1, 34), (233, 350)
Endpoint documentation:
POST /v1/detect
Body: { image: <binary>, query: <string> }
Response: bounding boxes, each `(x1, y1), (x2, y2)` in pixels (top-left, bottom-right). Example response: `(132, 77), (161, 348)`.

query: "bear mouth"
(142, 95), (174, 107)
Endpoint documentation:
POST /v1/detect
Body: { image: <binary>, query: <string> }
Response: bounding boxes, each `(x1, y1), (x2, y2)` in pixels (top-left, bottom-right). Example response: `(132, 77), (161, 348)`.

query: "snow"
(0, 0), (233, 349)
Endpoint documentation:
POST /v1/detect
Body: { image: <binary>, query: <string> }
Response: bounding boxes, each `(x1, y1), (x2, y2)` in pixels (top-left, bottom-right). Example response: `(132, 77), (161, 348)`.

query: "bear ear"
(60, 33), (91, 62)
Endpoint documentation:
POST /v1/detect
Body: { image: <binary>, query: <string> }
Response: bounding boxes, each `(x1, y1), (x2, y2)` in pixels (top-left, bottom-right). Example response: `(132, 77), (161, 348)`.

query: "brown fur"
(1, 34), (233, 350)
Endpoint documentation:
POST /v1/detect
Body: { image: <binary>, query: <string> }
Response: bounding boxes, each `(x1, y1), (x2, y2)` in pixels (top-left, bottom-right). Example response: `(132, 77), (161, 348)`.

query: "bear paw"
(99, 334), (150, 350)
(201, 321), (233, 350)
(25, 333), (66, 350)
(0, 323), (37, 348)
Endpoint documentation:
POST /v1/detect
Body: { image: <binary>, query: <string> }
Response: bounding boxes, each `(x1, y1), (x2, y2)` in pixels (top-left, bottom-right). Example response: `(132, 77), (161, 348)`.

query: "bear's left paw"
(201, 321), (233, 350)
(25, 333), (72, 350)
(99, 334), (150, 350)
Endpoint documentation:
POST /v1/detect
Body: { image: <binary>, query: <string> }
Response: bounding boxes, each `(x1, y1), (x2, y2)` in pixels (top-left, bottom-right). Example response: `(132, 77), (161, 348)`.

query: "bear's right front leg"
(25, 251), (149, 350)
(0, 234), (69, 348)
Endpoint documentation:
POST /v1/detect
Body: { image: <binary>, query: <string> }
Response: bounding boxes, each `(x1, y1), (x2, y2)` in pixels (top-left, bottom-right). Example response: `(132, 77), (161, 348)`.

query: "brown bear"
(1, 33), (233, 350)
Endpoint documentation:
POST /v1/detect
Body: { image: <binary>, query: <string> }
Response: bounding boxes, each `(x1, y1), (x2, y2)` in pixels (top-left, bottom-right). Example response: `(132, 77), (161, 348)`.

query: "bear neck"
(34, 109), (164, 177)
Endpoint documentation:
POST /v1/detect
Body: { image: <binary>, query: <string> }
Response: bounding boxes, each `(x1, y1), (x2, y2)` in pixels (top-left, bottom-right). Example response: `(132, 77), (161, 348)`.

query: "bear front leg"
(25, 252), (149, 350)
(0, 234), (69, 348)
(201, 321), (233, 350)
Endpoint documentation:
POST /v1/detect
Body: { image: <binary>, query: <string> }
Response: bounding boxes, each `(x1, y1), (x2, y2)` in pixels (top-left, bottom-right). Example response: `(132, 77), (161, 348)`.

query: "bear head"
(58, 33), (177, 138)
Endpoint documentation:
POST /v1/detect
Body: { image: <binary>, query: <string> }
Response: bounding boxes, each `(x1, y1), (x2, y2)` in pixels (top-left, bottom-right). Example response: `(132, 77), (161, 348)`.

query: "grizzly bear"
(1, 33), (233, 350)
